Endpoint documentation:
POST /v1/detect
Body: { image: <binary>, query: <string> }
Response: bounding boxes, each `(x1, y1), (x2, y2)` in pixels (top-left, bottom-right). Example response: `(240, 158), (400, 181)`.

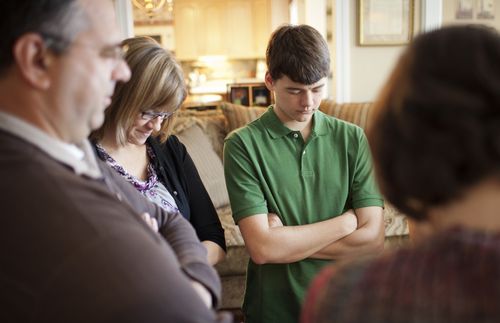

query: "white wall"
(114, 0), (134, 39)
(347, 0), (412, 102)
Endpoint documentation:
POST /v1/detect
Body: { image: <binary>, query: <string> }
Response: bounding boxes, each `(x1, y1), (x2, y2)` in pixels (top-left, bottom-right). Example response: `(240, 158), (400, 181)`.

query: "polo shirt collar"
(262, 105), (329, 139)
(0, 111), (102, 179)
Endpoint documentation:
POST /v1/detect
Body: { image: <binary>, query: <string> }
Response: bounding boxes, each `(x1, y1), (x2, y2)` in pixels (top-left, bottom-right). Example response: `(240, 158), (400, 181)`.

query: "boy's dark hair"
(266, 24), (330, 84)
(0, 0), (84, 75)
(370, 25), (500, 220)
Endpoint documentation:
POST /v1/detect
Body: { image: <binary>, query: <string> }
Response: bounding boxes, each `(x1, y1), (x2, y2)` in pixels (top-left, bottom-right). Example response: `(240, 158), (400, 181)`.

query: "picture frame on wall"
(455, 0), (474, 19)
(358, 0), (414, 46)
(477, 0), (495, 20)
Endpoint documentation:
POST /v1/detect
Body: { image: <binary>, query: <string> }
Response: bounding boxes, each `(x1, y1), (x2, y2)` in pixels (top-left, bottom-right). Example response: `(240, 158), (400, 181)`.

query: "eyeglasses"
(40, 32), (129, 61)
(140, 110), (175, 121)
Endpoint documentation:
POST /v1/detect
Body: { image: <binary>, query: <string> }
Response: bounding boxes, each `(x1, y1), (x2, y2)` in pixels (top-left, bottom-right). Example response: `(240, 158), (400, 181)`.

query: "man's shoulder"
(0, 130), (63, 175)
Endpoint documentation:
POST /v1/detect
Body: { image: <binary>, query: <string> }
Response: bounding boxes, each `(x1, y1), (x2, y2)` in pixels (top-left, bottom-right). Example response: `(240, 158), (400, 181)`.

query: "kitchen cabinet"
(174, 0), (276, 60)
(174, 1), (199, 59)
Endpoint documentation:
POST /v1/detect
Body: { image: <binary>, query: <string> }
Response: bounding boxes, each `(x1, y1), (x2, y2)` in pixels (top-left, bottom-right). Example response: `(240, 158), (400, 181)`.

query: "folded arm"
(310, 206), (384, 260)
(99, 161), (222, 307)
(237, 210), (357, 264)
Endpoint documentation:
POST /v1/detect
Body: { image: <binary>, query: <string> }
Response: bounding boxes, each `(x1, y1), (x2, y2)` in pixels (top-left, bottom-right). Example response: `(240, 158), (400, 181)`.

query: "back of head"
(266, 24), (330, 84)
(0, 0), (82, 76)
(92, 36), (186, 144)
(370, 25), (500, 220)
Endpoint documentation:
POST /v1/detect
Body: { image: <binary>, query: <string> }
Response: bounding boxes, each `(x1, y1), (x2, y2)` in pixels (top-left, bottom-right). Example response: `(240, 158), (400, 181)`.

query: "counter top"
(189, 78), (264, 95)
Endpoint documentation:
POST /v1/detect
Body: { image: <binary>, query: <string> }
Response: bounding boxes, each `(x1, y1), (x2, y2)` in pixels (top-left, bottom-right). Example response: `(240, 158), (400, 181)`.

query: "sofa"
(172, 100), (409, 310)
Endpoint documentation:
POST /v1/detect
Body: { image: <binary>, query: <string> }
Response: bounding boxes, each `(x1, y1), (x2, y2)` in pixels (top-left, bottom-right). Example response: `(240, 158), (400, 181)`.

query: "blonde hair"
(91, 36), (186, 144)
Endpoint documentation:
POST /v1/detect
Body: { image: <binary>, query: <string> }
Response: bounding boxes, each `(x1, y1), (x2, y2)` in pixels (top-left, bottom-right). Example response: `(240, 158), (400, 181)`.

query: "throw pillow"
(174, 109), (227, 159)
(220, 102), (267, 132)
(176, 123), (230, 209)
(319, 100), (373, 131)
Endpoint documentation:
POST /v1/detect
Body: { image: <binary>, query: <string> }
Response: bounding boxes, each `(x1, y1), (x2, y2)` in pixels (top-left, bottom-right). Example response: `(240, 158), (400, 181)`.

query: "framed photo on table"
(229, 86), (250, 106)
(251, 85), (272, 107)
(358, 0), (414, 46)
(228, 83), (272, 107)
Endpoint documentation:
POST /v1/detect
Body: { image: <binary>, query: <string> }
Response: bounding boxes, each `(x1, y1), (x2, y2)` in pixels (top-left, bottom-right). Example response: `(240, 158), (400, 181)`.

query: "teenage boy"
(224, 24), (384, 323)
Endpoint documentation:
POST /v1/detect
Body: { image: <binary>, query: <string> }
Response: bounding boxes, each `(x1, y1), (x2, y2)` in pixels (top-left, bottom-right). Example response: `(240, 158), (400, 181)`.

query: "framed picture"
(229, 86), (250, 106)
(358, 0), (414, 46)
(477, 0), (495, 20)
(251, 86), (272, 107)
(456, 0), (474, 19)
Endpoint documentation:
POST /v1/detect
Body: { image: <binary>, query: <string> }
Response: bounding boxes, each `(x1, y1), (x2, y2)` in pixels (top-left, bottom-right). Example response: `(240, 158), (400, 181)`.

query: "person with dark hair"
(91, 36), (226, 265)
(223, 24), (384, 323)
(301, 25), (500, 323)
(0, 1), (230, 322)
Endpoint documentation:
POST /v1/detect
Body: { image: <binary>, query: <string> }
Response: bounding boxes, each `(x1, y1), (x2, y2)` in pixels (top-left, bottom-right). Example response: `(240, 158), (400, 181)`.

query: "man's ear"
(12, 33), (53, 90)
(264, 72), (274, 91)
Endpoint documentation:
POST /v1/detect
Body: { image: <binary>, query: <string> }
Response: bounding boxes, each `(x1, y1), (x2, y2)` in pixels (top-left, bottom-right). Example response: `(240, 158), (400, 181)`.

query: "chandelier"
(132, 0), (173, 19)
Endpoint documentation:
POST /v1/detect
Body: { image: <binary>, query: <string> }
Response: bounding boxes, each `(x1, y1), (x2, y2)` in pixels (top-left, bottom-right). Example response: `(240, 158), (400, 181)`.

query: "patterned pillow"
(176, 123), (229, 209)
(220, 102), (267, 132)
(174, 109), (227, 159)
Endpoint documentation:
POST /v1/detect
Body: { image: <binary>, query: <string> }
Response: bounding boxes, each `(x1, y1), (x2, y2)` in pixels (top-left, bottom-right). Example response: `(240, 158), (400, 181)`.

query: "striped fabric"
(220, 100), (373, 132)
(174, 109), (227, 158)
(220, 102), (267, 132)
(176, 123), (230, 209)
(319, 100), (373, 131)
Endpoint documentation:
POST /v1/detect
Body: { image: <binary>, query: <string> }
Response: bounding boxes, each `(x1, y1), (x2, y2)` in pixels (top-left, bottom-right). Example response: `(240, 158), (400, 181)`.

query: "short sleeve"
(223, 132), (269, 222)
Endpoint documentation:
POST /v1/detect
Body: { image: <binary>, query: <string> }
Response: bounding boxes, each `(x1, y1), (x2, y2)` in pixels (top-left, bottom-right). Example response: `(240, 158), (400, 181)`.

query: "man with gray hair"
(0, 1), (230, 322)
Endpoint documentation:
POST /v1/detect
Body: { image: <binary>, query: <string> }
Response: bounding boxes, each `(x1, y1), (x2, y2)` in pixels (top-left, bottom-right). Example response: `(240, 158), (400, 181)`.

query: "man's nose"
(112, 59), (131, 82)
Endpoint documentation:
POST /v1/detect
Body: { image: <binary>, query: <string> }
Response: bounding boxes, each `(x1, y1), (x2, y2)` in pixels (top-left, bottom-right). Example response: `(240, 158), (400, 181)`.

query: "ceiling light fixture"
(132, 0), (173, 19)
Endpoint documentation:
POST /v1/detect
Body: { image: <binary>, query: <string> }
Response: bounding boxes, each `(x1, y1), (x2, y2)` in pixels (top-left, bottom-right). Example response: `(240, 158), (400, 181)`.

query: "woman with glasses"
(91, 36), (226, 265)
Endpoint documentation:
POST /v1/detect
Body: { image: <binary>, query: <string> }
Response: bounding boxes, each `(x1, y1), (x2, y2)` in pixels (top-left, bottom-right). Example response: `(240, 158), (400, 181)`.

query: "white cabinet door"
(226, 0), (254, 58)
(174, 1), (200, 60)
(253, 0), (271, 58)
(175, 0), (274, 60)
(199, 0), (226, 56)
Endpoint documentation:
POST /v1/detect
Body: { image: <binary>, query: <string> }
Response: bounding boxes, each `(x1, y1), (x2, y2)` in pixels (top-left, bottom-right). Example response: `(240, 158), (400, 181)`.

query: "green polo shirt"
(223, 107), (383, 323)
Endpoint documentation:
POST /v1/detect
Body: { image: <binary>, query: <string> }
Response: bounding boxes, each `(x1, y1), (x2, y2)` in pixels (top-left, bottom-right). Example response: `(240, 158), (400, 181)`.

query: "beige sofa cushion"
(174, 110), (227, 158)
(319, 100), (373, 130)
(176, 123), (230, 209)
(216, 205), (245, 247)
(220, 102), (267, 132)
(220, 100), (373, 132)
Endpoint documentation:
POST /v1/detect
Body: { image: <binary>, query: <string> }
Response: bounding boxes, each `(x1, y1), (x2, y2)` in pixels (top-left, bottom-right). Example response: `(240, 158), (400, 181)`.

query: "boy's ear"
(12, 33), (53, 90)
(264, 72), (274, 91)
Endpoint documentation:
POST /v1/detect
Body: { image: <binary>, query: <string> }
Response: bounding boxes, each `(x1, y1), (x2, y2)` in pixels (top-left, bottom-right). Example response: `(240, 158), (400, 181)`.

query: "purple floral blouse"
(95, 143), (179, 214)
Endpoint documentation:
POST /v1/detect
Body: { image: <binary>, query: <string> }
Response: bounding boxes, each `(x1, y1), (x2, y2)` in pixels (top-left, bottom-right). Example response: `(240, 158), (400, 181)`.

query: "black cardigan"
(94, 136), (226, 251)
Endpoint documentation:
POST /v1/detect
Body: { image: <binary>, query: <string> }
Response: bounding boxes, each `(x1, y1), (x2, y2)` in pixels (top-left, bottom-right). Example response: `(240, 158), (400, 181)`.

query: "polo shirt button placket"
(293, 133), (299, 139)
